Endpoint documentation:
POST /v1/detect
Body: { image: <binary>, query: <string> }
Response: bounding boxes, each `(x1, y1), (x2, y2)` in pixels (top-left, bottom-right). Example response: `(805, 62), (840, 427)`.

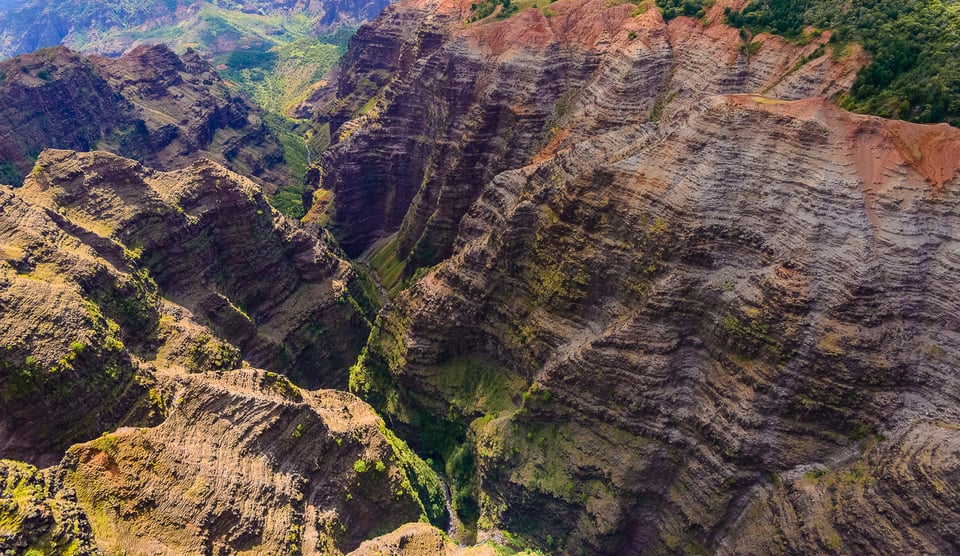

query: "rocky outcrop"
(0, 459), (98, 554)
(56, 368), (445, 555)
(350, 89), (960, 554)
(0, 182), (161, 466)
(0, 45), (285, 188)
(0, 146), (459, 554)
(348, 522), (496, 555)
(305, 0), (863, 269)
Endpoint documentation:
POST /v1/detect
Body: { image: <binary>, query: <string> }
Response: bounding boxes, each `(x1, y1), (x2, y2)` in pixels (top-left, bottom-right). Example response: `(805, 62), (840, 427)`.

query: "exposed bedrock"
(353, 94), (960, 553)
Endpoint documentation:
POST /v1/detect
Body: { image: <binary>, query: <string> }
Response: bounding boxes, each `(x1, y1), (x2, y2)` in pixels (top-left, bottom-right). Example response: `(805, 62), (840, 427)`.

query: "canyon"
(1, 0), (960, 553)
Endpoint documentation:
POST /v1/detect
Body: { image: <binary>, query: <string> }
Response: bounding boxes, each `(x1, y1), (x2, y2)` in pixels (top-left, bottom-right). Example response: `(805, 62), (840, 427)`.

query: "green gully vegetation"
(209, 22), (353, 218)
(217, 31), (351, 217)
(74, 3), (356, 217)
(721, 0), (960, 125)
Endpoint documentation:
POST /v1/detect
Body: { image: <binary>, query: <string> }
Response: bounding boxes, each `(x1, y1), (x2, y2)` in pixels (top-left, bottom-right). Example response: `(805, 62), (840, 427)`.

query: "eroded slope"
(58, 368), (444, 555)
(18, 149), (371, 388)
(304, 0), (863, 274)
(1, 148), (373, 469)
(352, 94), (960, 553)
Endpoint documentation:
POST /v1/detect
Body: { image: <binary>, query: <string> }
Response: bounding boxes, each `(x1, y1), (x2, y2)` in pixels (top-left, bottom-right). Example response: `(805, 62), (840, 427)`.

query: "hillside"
(0, 0), (387, 59)
(0, 149), (468, 554)
(0, 44), (287, 189)
(722, 0), (960, 125)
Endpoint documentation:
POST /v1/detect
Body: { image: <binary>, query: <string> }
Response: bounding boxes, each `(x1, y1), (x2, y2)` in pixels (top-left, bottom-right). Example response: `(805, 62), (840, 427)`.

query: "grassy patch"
(425, 356), (526, 418)
(366, 235), (407, 293)
(379, 423), (448, 528)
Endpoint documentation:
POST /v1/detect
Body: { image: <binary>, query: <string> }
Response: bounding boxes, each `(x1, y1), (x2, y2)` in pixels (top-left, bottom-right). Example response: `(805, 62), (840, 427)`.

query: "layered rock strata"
(57, 368), (445, 555)
(1, 149), (371, 467)
(18, 149), (371, 388)
(351, 89), (960, 554)
(305, 0), (863, 269)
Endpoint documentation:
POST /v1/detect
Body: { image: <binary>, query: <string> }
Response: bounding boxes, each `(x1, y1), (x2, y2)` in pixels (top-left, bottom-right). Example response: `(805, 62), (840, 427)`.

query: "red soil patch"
(730, 95), (960, 191)
(533, 128), (571, 164)
(728, 94), (960, 225)
(884, 120), (960, 190)
(462, 0), (637, 56)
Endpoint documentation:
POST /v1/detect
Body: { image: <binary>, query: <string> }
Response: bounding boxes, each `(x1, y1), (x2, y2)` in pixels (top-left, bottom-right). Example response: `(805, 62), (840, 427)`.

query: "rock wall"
(306, 0), (862, 268)
(355, 94), (960, 553)
(57, 368), (444, 555)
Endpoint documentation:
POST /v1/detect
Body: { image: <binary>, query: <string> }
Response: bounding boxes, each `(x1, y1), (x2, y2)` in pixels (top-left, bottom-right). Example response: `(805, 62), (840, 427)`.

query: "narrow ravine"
(439, 475), (464, 544)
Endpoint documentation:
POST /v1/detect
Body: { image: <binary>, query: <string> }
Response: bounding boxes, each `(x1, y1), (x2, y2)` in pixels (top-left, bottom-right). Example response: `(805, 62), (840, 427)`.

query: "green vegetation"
(219, 38), (344, 116)
(68, 4), (356, 218)
(263, 371), (303, 402)
(427, 357), (525, 418)
(725, 0), (960, 125)
(0, 460), (89, 554)
(353, 345), (530, 536)
(0, 162), (18, 187)
(353, 459), (369, 474)
(719, 310), (783, 360)
(446, 441), (480, 524)
(212, 26), (351, 217)
(379, 424), (448, 528)
(655, 0), (714, 20)
(468, 0), (518, 21)
(187, 333), (241, 373)
(366, 235), (407, 293)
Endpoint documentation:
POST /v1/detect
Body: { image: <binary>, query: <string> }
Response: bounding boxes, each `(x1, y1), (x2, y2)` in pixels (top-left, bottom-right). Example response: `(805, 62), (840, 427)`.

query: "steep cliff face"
(0, 148), (460, 554)
(305, 0), (863, 270)
(0, 45), (285, 188)
(0, 183), (160, 466)
(353, 94), (960, 553)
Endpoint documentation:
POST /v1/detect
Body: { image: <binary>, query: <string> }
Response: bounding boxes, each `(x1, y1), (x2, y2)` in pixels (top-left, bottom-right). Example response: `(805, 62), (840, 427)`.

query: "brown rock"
(56, 368), (437, 555)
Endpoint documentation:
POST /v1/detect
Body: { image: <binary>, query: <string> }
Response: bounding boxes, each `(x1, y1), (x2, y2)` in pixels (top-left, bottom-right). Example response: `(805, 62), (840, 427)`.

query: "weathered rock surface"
(356, 94), (960, 553)
(0, 181), (160, 466)
(348, 521), (497, 555)
(305, 0), (863, 269)
(0, 148), (456, 554)
(57, 368), (445, 555)
(18, 149), (371, 388)
(0, 44), (285, 188)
